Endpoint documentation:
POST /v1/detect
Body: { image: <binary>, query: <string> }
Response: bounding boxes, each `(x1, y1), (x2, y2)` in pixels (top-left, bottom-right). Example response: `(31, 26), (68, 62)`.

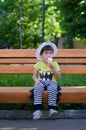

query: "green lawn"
(0, 74), (86, 86)
(58, 74), (86, 86)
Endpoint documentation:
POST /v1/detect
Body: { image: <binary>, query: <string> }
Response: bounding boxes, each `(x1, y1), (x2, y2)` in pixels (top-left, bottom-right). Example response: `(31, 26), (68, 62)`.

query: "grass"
(0, 74), (86, 110)
(0, 74), (86, 86)
(58, 74), (86, 86)
(0, 74), (34, 86)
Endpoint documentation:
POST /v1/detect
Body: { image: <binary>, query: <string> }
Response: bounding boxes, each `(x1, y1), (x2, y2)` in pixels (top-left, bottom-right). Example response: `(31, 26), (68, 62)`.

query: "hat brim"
(36, 42), (57, 60)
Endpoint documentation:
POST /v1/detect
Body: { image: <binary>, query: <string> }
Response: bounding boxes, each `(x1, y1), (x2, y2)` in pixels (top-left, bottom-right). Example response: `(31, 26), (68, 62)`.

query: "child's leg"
(33, 83), (44, 110)
(47, 81), (58, 116)
(33, 83), (44, 119)
(47, 81), (57, 109)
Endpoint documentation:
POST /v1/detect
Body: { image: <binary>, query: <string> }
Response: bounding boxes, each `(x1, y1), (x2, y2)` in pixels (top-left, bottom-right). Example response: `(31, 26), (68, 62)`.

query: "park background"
(0, 0), (86, 110)
(0, 0), (86, 49)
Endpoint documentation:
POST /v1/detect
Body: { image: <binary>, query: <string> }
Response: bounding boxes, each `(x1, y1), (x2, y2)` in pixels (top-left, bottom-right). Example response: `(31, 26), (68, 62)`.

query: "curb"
(0, 109), (86, 119)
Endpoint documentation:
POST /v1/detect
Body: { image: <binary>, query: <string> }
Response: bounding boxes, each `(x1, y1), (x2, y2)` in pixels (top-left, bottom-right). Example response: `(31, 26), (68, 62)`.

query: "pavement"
(0, 110), (86, 130)
(0, 119), (86, 130)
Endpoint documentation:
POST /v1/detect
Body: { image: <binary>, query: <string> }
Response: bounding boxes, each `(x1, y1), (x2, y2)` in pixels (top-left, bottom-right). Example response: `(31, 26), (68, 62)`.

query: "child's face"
(40, 50), (53, 62)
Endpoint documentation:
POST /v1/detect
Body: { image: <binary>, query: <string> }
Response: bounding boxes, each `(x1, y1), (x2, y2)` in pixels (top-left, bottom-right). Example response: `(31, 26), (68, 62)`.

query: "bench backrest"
(0, 49), (86, 74)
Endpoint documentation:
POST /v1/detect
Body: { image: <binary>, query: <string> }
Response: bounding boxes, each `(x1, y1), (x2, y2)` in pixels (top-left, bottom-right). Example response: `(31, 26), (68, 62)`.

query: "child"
(32, 42), (61, 119)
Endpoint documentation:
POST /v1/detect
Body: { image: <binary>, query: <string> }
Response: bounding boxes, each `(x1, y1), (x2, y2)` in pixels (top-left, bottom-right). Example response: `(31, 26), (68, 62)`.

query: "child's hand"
(34, 79), (41, 87)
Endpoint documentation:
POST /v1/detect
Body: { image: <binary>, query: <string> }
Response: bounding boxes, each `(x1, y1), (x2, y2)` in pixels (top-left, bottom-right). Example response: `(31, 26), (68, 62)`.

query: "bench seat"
(0, 87), (86, 104)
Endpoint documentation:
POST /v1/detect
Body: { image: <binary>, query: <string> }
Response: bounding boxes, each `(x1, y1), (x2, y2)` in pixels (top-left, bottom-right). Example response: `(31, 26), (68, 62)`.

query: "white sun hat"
(36, 42), (57, 60)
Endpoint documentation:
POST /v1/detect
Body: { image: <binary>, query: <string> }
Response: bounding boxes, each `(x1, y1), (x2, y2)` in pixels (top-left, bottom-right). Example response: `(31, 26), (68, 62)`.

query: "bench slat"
(0, 49), (86, 58)
(60, 65), (86, 74)
(57, 49), (86, 57)
(0, 58), (37, 64)
(0, 58), (86, 64)
(0, 49), (36, 58)
(0, 87), (86, 103)
(0, 65), (86, 74)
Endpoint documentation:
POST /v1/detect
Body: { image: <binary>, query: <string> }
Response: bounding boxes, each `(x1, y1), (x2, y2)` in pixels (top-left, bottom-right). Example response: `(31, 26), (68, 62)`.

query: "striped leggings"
(33, 81), (58, 108)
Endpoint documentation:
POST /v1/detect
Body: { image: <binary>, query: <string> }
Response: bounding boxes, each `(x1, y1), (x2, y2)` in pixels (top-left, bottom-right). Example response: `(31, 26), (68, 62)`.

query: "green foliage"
(58, 103), (86, 111)
(56, 0), (86, 39)
(0, 0), (86, 48)
(0, 0), (20, 48)
(0, 0), (61, 48)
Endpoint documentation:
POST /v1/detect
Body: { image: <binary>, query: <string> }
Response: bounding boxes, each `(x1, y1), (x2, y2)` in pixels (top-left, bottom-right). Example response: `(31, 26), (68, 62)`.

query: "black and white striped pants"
(33, 81), (58, 107)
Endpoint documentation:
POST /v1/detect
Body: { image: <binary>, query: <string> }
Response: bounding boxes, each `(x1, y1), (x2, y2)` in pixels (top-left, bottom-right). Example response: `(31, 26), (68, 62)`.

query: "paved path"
(0, 119), (86, 130)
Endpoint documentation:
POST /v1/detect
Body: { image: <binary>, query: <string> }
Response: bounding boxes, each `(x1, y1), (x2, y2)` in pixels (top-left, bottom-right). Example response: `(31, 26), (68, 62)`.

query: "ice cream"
(48, 58), (52, 63)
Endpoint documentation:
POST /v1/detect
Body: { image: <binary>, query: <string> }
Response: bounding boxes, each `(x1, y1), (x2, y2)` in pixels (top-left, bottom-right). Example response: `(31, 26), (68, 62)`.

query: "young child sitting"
(32, 42), (61, 119)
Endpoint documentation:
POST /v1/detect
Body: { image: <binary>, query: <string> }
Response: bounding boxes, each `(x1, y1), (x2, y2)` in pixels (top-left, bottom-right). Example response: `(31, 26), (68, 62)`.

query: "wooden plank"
(0, 65), (86, 74)
(0, 65), (34, 74)
(0, 87), (86, 103)
(0, 58), (86, 64)
(0, 58), (37, 64)
(0, 49), (86, 58)
(0, 49), (36, 58)
(56, 49), (86, 57)
(60, 65), (86, 74)
(55, 58), (86, 64)
(60, 87), (86, 103)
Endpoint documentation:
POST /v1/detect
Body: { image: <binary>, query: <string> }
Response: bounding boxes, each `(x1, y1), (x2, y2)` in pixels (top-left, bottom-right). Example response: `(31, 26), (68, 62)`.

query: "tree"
(55, 0), (86, 39)
(0, 0), (20, 48)
(0, 0), (61, 48)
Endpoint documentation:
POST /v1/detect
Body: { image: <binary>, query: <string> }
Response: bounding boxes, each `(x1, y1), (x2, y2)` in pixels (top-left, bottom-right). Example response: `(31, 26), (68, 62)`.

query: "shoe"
(33, 110), (43, 119)
(49, 109), (58, 117)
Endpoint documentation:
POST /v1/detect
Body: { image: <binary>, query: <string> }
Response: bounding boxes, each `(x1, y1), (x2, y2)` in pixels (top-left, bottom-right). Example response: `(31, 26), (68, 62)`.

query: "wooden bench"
(0, 49), (86, 104)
